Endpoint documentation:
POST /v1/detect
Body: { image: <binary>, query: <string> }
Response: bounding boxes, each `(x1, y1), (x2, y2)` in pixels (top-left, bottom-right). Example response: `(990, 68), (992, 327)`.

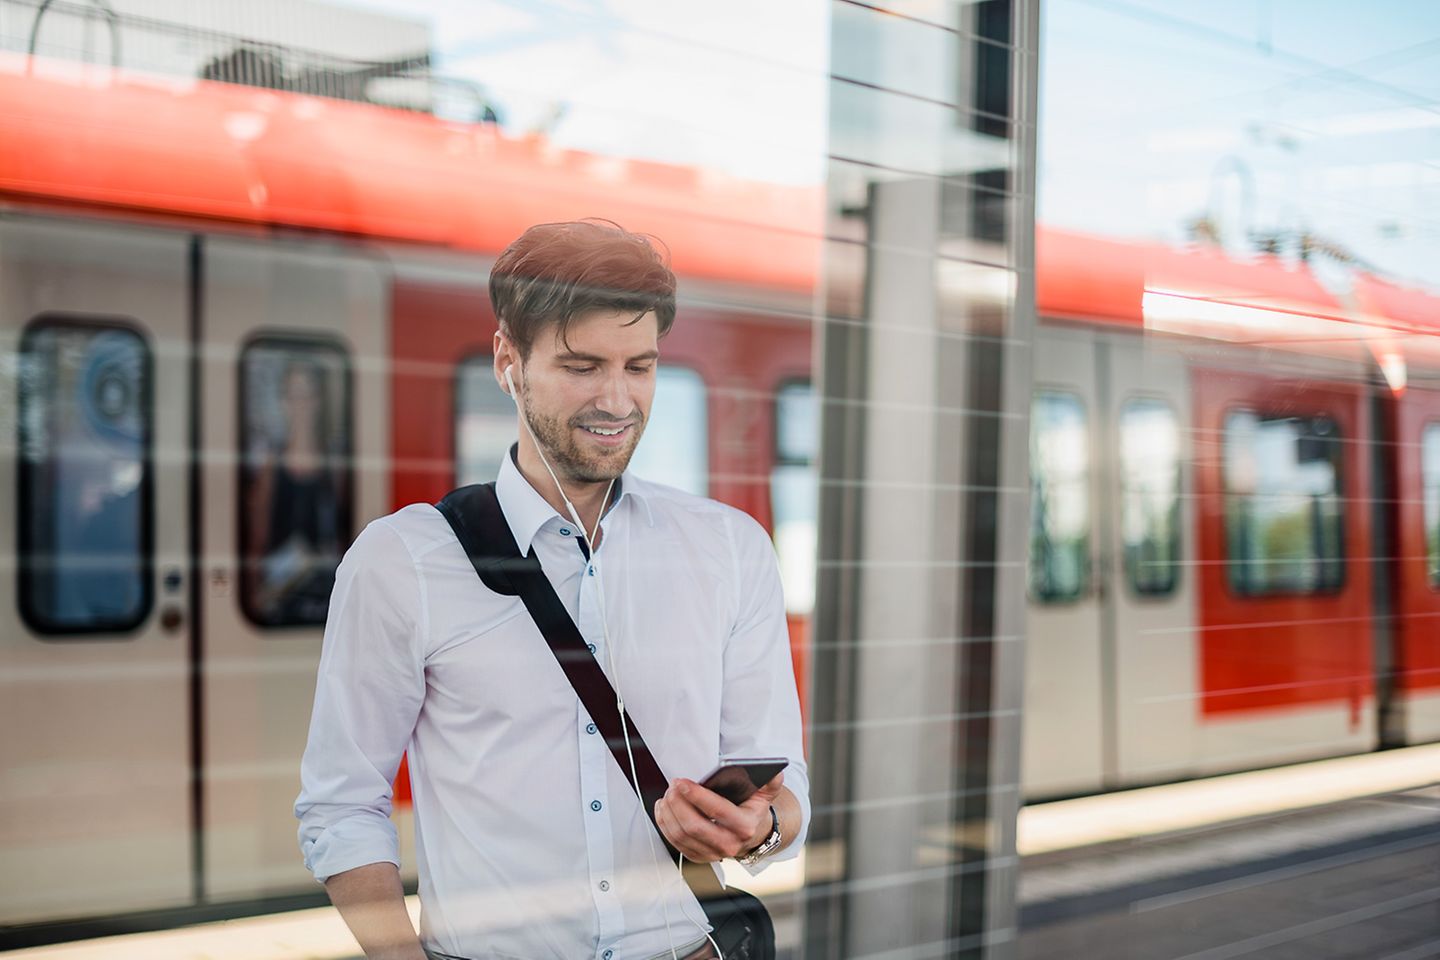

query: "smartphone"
(697, 758), (788, 806)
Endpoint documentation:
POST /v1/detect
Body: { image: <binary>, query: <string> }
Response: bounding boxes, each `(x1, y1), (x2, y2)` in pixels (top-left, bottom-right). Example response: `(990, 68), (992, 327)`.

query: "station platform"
(6, 744), (1437, 959)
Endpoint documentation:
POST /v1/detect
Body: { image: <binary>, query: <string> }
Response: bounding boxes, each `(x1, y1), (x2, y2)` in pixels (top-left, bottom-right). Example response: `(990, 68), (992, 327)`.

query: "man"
(295, 220), (810, 960)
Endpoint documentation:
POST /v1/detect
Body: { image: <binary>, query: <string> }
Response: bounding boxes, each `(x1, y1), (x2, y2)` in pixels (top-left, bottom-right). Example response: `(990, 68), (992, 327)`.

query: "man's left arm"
(655, 509), (810, 869)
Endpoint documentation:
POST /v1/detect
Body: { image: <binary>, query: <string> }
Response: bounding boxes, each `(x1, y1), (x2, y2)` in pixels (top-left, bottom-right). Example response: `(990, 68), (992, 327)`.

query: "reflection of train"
(3, 51), (1440, 944)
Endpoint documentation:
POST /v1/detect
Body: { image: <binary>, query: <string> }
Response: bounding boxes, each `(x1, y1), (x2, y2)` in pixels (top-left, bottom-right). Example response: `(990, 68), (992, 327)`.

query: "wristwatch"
(737, 805), (782, 866)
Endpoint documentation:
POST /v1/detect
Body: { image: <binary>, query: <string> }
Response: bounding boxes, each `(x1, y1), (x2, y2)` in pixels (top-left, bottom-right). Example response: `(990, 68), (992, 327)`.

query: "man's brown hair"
(489, 219), (677, 358)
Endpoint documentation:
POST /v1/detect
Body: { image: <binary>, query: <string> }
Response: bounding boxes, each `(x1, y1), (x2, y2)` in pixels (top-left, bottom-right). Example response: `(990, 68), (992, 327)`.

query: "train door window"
(17, 319), (153, 635)
(629, 366), (709, 496)
(1030, 391), (1090, 602)
(239, 338), (353, 628)
(771, 380), (817, 614)
(1424, 423), (1440, 587)
(1118, 398), (1181, 596)
(1223, 411), (1344, 596)
(455, 354), (516, 487)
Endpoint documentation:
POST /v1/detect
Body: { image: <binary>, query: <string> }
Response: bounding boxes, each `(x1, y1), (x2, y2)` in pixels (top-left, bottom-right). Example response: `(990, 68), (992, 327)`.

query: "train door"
(1024, 324), (1106, 797)
(199, 237), (390, 900)
(1189, 368), (1375, 771)
(1102, 336), (1199, 785)
(0, 217), (194, 925)
(1391, 385), (1440, 743)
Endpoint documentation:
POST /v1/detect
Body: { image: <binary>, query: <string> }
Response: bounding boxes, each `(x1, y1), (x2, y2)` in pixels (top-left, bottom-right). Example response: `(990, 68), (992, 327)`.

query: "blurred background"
(0, 1), (1437, 958)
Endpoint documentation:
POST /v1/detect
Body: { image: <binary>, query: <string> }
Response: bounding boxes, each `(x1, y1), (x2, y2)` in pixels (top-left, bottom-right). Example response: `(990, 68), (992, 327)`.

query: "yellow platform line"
(1017, 743), (1440, 856)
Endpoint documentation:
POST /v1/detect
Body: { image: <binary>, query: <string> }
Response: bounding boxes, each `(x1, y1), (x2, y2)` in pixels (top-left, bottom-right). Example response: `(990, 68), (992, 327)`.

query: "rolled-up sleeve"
(295, 517), (426, 883)
(719, 510), (811, 874)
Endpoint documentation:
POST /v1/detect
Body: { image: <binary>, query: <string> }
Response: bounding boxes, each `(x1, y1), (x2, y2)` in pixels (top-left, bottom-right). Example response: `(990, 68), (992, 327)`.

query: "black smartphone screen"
(699, 758), (787, 805)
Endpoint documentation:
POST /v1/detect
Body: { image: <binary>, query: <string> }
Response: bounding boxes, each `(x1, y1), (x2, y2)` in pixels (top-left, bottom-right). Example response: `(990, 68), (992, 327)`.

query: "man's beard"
(521, 379), (646, 483)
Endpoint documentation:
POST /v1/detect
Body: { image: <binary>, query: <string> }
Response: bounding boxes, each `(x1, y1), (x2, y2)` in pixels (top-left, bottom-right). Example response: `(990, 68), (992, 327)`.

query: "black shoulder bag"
(435, 483), (776, 960)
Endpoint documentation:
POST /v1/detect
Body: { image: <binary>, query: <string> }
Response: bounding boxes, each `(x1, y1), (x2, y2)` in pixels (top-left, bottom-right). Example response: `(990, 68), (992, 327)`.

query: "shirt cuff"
(301, 811), (401, 884)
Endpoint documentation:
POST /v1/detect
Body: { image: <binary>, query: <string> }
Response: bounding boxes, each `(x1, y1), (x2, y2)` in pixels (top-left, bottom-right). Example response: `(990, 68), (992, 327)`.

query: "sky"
(1040, 0), (1440, 287)
(339, 0), (831, 185)
(341, 0), (1439, 286)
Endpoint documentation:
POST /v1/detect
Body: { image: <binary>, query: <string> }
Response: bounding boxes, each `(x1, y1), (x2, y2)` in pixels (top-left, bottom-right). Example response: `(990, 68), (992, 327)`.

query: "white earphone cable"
(505, 364), (720, 960)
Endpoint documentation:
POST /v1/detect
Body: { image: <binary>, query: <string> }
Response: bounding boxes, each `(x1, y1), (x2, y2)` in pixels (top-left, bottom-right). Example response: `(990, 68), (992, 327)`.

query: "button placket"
(571, 515), (624, 943)
(576, 699), (620, 942)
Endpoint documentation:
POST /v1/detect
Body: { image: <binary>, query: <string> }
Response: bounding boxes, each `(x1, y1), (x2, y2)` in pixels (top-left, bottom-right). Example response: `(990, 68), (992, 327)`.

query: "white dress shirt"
(295, 450), (810, 960)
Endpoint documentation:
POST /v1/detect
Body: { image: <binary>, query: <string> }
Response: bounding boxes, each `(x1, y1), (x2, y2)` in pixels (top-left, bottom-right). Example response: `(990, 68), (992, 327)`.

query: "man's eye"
(628, 365), (654, 375)
(566, 366), (596, 375)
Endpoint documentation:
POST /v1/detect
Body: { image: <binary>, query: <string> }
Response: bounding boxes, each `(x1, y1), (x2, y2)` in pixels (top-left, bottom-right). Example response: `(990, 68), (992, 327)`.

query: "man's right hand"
(323, 862), (428, 960)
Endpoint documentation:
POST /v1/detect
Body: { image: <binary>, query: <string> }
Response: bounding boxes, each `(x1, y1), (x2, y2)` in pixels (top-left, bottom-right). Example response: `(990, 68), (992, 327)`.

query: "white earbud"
(503, 363), (516, 397)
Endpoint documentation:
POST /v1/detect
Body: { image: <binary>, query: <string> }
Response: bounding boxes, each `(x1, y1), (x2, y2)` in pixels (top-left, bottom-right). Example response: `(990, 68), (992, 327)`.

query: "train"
(1, 49), (1438, 943)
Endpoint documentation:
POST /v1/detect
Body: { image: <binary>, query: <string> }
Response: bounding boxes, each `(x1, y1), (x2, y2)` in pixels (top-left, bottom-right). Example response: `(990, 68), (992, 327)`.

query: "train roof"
(1037, 227), (1440, 372)
(0, 54), (823, 292)
(2, 54), (1436, 354)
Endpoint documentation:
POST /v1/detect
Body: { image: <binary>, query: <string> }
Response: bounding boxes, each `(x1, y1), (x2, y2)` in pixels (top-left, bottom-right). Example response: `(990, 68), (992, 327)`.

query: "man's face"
(514, 308), (659, 483)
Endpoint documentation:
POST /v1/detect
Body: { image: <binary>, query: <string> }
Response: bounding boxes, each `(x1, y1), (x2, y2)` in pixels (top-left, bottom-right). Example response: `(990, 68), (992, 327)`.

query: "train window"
(239, 338), (353, 629)
(772, 381), (818, 614)
(1223, 411), (1344, 596)
(18, 320), (153, 635)
(629, 365), (709, 496)
(1118, 398), (1181, 596)
(1424, 423), (1440, 587)
(455, 355), (517, 487)
(1029, 391), (1090, 602)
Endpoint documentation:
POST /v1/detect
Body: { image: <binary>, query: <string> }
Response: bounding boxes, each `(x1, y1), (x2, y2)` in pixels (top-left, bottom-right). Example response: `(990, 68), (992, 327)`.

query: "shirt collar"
(494, 445), (654, 554)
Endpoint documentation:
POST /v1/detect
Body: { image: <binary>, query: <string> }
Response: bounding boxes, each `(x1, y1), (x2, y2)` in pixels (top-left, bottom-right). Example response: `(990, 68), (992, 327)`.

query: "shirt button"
(559, 527), (572, 536)
(588, 565), (595, 576)
(587, 643), (596, 654)
(591, 800), (603, 812)
(598, 879), (610, 892)
(586, 723), (598, 735)
(604, 951), (614, 960)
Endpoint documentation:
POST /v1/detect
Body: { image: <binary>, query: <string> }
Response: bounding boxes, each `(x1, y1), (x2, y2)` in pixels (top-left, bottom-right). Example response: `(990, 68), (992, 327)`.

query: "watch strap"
(738, 804), (781, 865)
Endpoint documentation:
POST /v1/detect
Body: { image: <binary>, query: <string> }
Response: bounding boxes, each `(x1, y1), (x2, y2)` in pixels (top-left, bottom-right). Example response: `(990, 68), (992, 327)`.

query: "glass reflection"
(455, 355), (516, 488)
(1030, 390), (1089, 601)
(628, 366), (709, 497)
(1118, 397), (1180, 595)
(1223, 411), (1344, 595)
(772, 381), (817, 614)
(240, 340), (352, 628)
(18, 323), (150, 632)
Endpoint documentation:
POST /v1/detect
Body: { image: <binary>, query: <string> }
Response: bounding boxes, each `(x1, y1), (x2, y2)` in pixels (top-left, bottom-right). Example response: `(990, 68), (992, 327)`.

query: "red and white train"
(0, 52), (1437, 943)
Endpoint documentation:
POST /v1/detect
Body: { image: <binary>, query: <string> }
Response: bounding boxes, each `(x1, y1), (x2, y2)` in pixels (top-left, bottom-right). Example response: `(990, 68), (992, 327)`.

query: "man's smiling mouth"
(579, 424), (631, 437)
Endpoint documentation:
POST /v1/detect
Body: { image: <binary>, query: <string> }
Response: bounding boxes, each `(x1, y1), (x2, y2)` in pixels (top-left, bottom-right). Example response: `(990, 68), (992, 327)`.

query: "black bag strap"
(434, 482), (680, 861)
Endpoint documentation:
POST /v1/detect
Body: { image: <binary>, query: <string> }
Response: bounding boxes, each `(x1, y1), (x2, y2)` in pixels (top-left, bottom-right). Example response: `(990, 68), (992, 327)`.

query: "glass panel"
(772, 382), (818, 614)
(1029, 391), (1090, 602)
(1424, 423), (1440, 587)
(239, 338), (353, 628)
(628, 366), (708, 497)
(1118, 398), (1181, 596)
(18, 321), (152, 634)
(455, 355), (517, 487)
(1223, 411), (1344, 596)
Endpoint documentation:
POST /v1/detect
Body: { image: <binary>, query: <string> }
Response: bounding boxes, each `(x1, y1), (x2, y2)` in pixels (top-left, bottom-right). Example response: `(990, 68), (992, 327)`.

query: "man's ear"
(494, 332), (516, 394)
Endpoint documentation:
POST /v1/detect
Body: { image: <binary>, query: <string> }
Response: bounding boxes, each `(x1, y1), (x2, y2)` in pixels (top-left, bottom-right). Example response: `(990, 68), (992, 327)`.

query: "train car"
(3, 47), (1440, 945)
(1026, 228), (1440, 798)
(0, 54), (820, 943)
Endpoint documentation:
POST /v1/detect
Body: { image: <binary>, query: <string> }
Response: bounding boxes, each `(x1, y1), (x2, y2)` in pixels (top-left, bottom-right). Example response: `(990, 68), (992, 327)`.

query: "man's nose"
(594, 370), (631, 418)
